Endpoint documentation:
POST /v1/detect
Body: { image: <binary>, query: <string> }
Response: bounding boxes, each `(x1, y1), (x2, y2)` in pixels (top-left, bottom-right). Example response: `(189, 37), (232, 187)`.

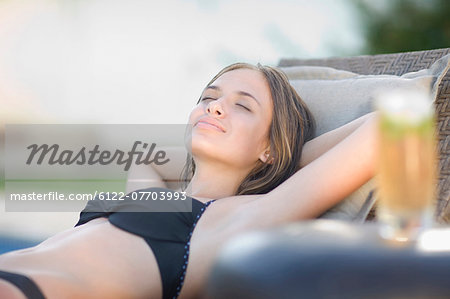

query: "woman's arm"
(300, 112), (376, 168)
(243, 112), (378, 227)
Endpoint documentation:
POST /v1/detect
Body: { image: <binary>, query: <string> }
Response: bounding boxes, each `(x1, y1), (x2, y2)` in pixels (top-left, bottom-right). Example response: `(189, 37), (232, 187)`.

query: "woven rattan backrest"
(279, 48), (450, 224)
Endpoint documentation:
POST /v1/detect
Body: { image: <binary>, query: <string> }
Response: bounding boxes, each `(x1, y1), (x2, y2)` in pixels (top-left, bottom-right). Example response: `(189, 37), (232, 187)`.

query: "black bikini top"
(75, 187), (216, 299)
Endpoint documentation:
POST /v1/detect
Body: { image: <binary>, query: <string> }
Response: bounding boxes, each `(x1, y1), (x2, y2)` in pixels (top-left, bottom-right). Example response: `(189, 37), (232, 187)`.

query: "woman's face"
(187, 68), (273, 169)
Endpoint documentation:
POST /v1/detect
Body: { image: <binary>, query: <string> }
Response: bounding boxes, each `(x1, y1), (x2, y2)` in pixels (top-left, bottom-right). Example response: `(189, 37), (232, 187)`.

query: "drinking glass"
(375, 89), (437, 242)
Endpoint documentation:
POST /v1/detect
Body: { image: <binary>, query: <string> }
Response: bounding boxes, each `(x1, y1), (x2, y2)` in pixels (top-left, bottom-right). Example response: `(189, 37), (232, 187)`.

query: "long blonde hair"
(181, 63), (315, 195)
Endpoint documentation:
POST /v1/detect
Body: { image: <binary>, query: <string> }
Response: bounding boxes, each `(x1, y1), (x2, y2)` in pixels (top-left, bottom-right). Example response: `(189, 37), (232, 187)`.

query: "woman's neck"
(186, 161), (249, 200)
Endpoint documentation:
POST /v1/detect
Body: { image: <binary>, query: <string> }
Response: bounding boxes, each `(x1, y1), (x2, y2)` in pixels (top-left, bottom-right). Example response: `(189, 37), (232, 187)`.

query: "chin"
(190, 138), (230, 163)
(190, 139), (215, 156)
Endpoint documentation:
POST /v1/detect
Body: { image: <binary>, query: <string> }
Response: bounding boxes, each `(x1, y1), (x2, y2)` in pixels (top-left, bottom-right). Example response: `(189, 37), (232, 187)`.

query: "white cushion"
(280, 54), (450, 222)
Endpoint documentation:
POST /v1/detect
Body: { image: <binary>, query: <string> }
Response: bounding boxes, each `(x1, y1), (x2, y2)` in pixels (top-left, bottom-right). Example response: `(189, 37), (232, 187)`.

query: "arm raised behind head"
(300, 112), (376, 168)
(243, 112), (378, 226)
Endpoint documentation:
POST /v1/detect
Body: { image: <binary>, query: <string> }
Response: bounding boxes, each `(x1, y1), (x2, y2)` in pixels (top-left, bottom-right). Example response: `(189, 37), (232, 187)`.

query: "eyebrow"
(204, 85), (261, 106)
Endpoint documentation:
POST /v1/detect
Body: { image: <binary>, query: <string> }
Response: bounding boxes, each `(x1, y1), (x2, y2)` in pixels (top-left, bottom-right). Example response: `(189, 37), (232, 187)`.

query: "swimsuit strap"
(0, 270), (46, 299)
(205, 199), (216, 206)
(172, 198), (215, 298)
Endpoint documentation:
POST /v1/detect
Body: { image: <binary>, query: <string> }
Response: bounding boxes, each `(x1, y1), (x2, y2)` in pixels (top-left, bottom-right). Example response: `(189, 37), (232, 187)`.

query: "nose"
(206, 100), (225, 117)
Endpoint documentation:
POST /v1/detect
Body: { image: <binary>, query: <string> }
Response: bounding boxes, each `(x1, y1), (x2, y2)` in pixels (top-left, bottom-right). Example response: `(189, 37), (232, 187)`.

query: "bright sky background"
(0, 0), (364, 125)
(1, 0), (365, 239)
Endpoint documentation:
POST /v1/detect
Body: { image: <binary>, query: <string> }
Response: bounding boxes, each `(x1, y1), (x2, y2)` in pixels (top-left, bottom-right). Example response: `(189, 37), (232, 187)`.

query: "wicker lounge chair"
(279, 48), (450, 224)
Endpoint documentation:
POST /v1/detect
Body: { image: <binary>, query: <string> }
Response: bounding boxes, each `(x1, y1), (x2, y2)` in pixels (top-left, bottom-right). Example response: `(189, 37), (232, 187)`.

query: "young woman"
(0, 63), (377, 299)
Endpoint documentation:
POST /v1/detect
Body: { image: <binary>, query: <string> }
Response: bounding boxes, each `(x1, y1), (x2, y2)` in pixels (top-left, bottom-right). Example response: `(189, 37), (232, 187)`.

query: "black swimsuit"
(75, 187), (215, 299)
(0, 270), (45, 299)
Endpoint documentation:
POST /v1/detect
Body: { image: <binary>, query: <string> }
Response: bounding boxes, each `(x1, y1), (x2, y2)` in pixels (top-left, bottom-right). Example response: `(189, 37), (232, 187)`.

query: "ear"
(259, 150), (274, 164)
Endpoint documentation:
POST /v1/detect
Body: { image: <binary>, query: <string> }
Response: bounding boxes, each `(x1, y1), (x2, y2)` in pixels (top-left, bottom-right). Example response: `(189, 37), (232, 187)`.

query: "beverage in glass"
(376, 89), (437, 242)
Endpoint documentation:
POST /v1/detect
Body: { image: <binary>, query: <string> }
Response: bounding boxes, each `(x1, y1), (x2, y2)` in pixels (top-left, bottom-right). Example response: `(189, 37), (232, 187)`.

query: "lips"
(195, 117), (226, 132)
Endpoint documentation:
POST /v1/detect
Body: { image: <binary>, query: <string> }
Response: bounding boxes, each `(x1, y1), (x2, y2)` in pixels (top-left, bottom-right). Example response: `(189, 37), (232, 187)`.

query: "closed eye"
(237, 103), (251, 111)
(200, 97), (215, 102)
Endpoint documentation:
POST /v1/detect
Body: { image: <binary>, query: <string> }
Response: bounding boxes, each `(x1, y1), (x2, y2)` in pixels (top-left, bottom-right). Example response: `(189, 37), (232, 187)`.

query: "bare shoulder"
(200, 193), (262, 219)
(195, 194), (269, 236)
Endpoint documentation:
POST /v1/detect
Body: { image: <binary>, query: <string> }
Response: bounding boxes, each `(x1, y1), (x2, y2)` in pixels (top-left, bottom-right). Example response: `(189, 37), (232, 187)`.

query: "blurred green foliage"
(352, 0), (450, 54)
